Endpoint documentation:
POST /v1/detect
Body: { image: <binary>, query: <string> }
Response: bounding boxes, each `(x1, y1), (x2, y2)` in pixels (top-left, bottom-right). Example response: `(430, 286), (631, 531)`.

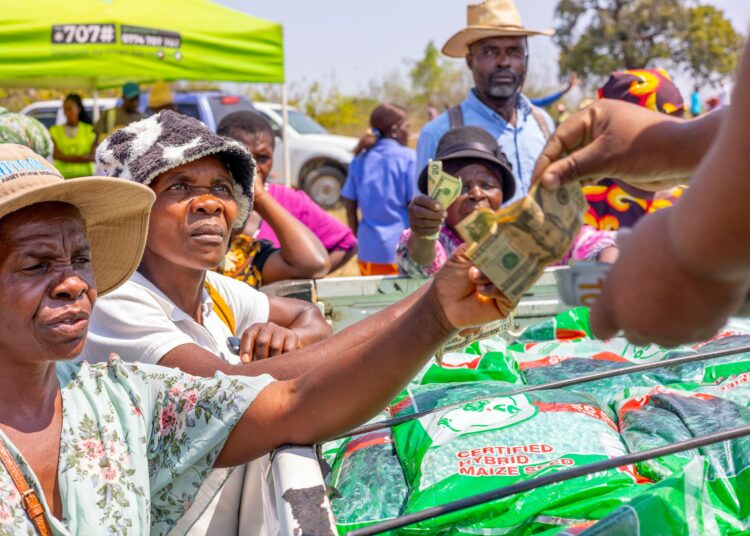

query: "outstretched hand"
(532, 100), (687, 192)
(430, 244), (514, 330)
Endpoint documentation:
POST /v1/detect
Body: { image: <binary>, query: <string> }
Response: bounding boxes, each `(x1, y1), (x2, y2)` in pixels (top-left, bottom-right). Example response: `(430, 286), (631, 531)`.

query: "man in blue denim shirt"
(416, 0), (555, 204)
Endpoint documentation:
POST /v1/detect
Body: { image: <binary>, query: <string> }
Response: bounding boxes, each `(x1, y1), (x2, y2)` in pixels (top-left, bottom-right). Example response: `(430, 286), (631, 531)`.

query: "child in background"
(216, 113), (331, 288)
(342, 103), (416, 276)
(218, 111), (358, 273)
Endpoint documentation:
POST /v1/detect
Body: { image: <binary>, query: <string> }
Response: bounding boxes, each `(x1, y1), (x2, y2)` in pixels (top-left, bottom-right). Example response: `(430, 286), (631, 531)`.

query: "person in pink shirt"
(258, 183), (357, 272)
(218, 111), (358, 273)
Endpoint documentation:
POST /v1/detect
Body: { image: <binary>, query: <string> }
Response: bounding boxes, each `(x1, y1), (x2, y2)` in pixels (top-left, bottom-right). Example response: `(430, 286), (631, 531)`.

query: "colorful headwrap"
(598, 69), (686, 117)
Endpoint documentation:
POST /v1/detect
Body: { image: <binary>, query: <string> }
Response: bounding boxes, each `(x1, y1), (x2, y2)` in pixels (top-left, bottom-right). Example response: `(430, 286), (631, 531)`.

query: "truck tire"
(302, 165), (345, 208)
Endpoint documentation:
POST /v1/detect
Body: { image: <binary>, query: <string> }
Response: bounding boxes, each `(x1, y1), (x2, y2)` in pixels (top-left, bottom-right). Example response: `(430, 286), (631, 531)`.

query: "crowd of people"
(0, 0), (746, 533)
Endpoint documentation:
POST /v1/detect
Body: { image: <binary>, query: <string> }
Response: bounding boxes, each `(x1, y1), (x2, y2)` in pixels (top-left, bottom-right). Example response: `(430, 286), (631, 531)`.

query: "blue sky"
(220, 1), (750, 94)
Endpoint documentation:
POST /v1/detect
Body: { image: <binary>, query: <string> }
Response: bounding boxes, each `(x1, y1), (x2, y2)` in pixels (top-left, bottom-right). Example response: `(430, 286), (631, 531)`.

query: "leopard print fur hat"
(96, 110), (255, 228)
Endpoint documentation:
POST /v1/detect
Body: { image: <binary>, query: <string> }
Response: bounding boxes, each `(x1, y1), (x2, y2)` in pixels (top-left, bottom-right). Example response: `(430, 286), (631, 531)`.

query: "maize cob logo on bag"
(422, 394), (537, 446)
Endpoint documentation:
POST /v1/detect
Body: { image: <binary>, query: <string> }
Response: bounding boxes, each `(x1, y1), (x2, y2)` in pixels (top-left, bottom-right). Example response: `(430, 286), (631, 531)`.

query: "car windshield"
(274, 109), (327, 135)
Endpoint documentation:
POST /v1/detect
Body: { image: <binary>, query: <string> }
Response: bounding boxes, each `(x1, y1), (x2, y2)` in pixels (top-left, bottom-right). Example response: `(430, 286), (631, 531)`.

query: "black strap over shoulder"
(447, 105), (464, 129)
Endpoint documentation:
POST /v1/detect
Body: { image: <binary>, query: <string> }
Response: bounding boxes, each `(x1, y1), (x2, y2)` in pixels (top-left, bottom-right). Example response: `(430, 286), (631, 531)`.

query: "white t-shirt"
(81, 270), (273, 536)
(82, 270), (270, 365)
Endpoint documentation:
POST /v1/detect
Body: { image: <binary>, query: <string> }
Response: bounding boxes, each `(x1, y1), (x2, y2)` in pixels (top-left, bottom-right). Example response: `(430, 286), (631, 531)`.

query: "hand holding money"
(457, 182), (587, 304)
(420, 160), (462, 239)
(408, 196), (446, 239)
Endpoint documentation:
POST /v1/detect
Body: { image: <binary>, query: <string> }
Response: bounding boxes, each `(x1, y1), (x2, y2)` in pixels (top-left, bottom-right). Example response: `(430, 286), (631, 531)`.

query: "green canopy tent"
(0, 0), (293, 181)
(0, 0), (283, 88)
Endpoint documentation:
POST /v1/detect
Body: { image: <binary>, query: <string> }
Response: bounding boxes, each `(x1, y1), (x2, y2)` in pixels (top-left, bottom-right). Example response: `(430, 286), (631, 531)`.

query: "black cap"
(418, 126), (516, 202)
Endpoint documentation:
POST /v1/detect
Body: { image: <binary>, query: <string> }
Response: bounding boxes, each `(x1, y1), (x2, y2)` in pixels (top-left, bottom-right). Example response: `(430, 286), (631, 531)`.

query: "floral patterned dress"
(0, 358), (273, 536)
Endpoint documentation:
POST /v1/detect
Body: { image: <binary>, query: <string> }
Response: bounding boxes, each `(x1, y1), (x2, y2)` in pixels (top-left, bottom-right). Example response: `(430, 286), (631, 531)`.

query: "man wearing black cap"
(397, 126), (515, 278)
(94, 81), (145, 143)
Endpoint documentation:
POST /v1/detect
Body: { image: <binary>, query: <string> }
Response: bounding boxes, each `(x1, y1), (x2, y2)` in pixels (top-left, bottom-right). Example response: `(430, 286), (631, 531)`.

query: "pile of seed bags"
(322, 308), (750, 535)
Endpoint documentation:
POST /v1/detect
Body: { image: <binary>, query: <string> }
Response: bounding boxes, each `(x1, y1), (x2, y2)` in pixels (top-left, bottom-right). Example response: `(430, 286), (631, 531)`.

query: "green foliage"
(408, 40), (472, 112)
(250, 41), (472, 140)
(554, 0), (742, 86)
(681, 5), (744, 83)
(410, 41), (444, 99)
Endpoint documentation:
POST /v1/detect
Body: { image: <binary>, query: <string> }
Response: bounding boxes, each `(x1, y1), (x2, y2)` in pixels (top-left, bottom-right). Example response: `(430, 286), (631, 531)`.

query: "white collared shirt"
(81, 270), (270, 365)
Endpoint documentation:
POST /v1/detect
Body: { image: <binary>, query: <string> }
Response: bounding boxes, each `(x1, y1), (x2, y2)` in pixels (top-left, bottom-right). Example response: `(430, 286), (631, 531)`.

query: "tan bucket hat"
(0, 144), (155, 295)
(442, 0), (554, 58)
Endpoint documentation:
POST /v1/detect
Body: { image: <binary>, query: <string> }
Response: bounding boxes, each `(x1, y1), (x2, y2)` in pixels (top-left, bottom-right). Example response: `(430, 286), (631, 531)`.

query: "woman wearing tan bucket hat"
(417, 0), (555, 204)
(0, 141), (511, 534)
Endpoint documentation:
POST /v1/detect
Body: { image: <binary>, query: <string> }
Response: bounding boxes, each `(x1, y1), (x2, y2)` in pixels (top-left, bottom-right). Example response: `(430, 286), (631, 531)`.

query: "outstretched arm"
(532, 100), (724, 191)
(587, 41), (750, 346)
(159, 284), (429, 381)
(216, 248), (513, 466)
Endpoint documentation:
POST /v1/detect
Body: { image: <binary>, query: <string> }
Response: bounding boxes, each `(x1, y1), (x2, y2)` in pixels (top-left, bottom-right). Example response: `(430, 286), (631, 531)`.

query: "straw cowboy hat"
(0, 144), (154, 294)
(442, 0), (554, 58)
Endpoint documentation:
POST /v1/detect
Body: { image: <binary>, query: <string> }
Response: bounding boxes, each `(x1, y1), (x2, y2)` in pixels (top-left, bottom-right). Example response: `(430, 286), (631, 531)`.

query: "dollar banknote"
(456, 182), (587, 304)
(425, 160), (462, 239)
(428, 160), (462, 208)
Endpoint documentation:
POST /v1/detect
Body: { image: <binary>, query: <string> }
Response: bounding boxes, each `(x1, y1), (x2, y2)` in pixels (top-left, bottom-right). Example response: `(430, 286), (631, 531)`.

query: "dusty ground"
(325, 206), (361, 278)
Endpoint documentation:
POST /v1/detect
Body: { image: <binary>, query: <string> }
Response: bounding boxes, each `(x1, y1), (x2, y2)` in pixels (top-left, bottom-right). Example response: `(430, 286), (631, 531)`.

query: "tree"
(681, 5), (743, 84)
(410, 41), (445, 99)
(554, 0), (742, 85)
(409, 41), (471, 111)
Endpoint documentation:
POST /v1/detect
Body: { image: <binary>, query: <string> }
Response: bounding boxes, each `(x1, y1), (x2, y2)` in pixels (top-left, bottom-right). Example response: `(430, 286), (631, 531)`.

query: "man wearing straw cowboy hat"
(416, 0), (555, 203)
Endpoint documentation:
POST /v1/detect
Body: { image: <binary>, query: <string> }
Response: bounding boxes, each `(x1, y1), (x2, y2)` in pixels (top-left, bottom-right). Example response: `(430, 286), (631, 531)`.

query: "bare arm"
(328, 247), (357, 273)
(586, 41), (750, 346)
(216, 249), (514, 466)
(254, 188), (331, 283)
(159, 283), (428, 381)
(670, 62), (750, 282)
(532, 100), (725, 190)
(238, 295), (332, 361)
(343, 198), (359, 234)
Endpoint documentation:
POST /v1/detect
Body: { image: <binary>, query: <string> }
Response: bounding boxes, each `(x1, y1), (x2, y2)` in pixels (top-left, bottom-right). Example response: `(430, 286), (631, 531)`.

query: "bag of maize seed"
(391, 381), (642, 534)
(410, 339), (522, 386)
(328, 429), (409, 535)
(614, 378), (750, 533)
(580, 457), (722, 536)
(511, 319), (750, 404)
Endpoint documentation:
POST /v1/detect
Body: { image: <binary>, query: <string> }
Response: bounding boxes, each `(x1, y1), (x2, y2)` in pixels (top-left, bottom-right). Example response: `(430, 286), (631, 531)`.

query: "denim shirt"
(416, 90), (554, 204)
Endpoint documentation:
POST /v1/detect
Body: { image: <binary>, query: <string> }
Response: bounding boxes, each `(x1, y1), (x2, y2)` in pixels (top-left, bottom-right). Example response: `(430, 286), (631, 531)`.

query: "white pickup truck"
(22, 95), (358, 208)
(253, 102), (358, 208)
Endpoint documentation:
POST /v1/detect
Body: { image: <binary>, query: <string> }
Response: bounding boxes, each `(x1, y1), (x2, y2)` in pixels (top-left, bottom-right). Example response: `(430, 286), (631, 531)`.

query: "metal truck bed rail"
(265, 269), (568, 535)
